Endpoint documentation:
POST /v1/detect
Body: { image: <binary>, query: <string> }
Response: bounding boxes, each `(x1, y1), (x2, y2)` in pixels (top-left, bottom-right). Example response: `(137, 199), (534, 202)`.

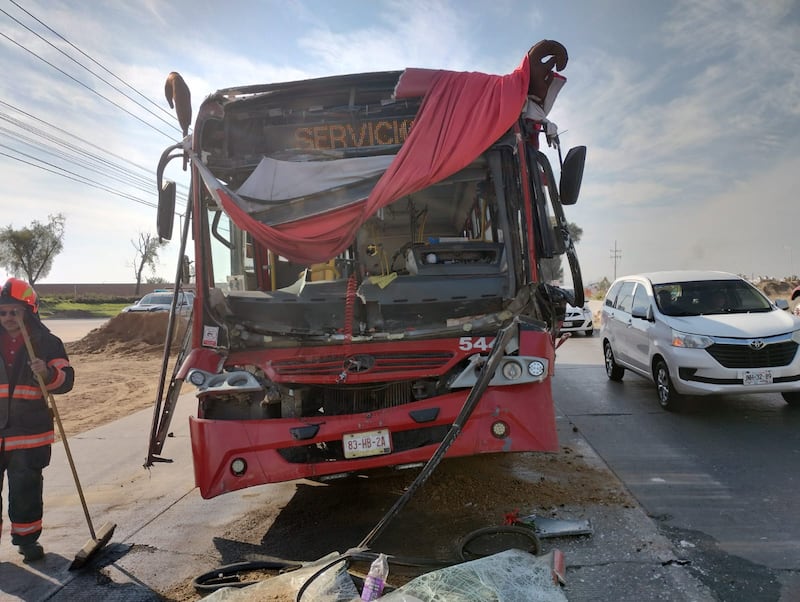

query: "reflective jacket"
(0, 320), (74, 451)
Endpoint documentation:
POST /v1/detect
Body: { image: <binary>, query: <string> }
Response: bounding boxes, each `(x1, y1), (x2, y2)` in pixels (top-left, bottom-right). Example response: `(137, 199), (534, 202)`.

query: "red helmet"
(0, 278), (39, 314)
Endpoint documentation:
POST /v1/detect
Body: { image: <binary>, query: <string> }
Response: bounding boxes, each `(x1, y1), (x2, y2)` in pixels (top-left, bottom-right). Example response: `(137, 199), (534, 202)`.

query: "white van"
(561, 288), (594, 336)
(600, 270), (800, 410)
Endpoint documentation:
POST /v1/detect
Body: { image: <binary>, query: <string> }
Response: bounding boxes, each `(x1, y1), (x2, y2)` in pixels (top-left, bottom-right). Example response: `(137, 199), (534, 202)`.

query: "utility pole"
(610, 241), (622, 280)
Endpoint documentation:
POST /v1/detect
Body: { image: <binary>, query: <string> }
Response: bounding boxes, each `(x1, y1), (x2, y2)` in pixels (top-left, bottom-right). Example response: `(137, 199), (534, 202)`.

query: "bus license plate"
(743, 369), (773, 385)
(343, 429), (392, 459)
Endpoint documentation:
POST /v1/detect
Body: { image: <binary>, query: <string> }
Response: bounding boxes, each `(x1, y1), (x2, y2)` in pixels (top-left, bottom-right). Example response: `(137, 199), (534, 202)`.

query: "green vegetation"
(0, 214), (66, 285)
(38, 295), (134, 319)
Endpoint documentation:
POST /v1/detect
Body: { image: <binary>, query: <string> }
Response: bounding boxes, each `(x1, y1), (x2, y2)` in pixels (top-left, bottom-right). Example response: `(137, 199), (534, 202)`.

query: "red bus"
(148, 47), (586, 499)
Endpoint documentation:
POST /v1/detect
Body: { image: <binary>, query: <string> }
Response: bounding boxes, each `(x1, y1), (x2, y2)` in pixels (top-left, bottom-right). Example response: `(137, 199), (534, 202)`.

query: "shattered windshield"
(207, 150), (519, 342)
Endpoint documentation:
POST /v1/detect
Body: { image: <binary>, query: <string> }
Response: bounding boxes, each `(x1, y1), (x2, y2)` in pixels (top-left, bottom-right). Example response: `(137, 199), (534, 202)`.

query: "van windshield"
(654, 280), (772, 316)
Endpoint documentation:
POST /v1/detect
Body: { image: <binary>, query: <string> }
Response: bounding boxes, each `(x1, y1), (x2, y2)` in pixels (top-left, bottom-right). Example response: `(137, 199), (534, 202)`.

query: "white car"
(600, 270), (800, 410)
(562, 301), (594, 336)
(122, 290), (195, 315)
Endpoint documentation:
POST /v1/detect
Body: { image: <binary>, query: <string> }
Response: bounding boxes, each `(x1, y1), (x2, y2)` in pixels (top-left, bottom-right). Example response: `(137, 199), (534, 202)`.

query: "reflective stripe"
(8, 385), (41, 400)
(11, 520), (42, 536)
(46, 358), (70, 390)
(2, 432), (54, 450)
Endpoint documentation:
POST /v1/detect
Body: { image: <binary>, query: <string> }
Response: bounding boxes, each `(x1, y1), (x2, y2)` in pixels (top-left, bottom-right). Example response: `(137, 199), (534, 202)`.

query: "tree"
(539, 222), (583, 284)
(0, 214), (66, 285)
(595, 276), (612, 298)
(132, 232), (167, 295)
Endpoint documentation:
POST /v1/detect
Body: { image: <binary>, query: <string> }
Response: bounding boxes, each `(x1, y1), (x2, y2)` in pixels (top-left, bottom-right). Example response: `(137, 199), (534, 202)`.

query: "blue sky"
(1, 0), (799, 286)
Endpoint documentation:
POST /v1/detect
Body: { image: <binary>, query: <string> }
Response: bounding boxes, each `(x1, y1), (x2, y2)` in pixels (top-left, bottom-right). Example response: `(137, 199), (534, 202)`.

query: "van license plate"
(343, 429), (392, 459)
(743, 370), (773, 385)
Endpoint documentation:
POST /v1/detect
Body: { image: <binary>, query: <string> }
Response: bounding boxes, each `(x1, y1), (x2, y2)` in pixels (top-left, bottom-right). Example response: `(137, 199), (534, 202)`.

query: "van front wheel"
(655, 359), (683, 411)
(604, 342), (624, 381)
(781, 392), (800, 406)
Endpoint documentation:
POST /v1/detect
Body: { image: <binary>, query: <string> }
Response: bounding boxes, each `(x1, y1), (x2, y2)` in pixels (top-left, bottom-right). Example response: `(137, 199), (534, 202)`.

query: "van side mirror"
(632, 305), (653, 321)
(775, 299), (789, 311)
(157, 180), (176, 241)
(560, 146), (586, 206)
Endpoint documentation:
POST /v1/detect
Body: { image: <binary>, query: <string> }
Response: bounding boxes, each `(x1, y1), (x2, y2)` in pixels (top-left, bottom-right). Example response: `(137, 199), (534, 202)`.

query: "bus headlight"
(527, 360), (545, 377)
(491, 421), (509, 438)
(188, 369), (207, 387)
(230, 458), (247, 476)
(502, 361), (523, 380)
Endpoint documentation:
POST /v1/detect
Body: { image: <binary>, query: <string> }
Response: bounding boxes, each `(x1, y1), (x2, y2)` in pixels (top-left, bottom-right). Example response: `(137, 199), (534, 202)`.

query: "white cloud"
(296, 0), (473, 73)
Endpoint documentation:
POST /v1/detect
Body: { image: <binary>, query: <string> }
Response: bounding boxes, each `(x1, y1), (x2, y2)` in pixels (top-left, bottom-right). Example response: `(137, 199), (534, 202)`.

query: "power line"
(0, 103), (190, 198)
(0, 148), (158, 209)
(0, 5), (190, 217)
(0, 4), (180, 135)
(7, 0), (179, 126)
(0, 30), (177, 139)
(0, 100), (188, 193)
(0, 125), (153, 195)
(0, 108), (154, 187)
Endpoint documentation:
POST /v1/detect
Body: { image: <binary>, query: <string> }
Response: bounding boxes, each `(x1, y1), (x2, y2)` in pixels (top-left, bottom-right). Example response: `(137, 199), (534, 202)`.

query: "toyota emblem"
(749, 339), (765, 350)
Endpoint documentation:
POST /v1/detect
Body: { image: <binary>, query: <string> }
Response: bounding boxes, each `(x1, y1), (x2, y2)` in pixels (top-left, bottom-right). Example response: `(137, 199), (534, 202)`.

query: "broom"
(16, 316), (116, 570)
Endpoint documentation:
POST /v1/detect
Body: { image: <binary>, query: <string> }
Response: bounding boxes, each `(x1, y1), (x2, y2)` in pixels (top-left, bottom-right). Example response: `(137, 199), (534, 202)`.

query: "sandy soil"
(56, 313), (187, 438)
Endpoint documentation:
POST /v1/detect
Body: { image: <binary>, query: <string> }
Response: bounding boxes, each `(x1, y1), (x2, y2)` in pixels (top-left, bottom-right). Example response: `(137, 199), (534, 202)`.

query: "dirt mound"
(759, 278), (799, 298)
(67, 312), (188, 356)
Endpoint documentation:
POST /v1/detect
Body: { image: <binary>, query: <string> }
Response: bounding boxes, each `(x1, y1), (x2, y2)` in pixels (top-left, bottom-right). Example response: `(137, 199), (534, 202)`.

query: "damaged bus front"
(148, 43), (586, 499)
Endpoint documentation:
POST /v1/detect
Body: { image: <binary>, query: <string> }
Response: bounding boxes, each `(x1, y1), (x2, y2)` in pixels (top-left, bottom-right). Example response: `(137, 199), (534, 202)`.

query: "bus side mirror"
(559, 146), (586, 206)
(157, 180), (176, 241)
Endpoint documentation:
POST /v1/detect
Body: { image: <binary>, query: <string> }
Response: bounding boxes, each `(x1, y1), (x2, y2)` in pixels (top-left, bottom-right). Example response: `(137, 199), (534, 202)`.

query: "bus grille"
(322, 382), (413, 415)
(271, 352), (454, 378)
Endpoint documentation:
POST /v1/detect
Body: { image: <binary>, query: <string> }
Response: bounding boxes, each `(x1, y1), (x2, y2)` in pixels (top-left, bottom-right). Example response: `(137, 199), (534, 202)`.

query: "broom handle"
(16, 317), (97, 540)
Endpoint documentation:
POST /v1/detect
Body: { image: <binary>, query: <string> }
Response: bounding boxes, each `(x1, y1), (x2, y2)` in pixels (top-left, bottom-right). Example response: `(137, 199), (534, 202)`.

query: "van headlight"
(671, 330), (714, 349)
(792, 330), (800, 345)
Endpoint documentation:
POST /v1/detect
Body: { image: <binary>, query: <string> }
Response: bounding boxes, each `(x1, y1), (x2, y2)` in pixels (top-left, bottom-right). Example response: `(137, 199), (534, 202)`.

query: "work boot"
(18, 542), (44, 562)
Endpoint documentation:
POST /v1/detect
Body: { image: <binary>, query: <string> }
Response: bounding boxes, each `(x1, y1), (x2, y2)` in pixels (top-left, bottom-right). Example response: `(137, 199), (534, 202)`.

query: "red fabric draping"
(215, 55), (532, 265)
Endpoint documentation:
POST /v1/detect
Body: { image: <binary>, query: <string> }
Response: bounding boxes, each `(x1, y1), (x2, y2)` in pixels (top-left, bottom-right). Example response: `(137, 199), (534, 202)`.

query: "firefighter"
(0, 278), (74, 562)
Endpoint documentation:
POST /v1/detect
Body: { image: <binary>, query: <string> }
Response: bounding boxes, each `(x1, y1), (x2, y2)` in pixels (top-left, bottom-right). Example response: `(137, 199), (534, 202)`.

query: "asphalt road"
(555, 333), (800, 600)
(43, 318), (109, 343)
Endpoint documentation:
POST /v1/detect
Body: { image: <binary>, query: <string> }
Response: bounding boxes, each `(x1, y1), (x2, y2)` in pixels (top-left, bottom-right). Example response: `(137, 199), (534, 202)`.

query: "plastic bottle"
(360, 552), (388, 601)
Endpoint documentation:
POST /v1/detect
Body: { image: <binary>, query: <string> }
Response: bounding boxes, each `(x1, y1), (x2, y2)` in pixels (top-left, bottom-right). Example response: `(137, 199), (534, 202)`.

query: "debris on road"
(200, 548), (567, 601)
